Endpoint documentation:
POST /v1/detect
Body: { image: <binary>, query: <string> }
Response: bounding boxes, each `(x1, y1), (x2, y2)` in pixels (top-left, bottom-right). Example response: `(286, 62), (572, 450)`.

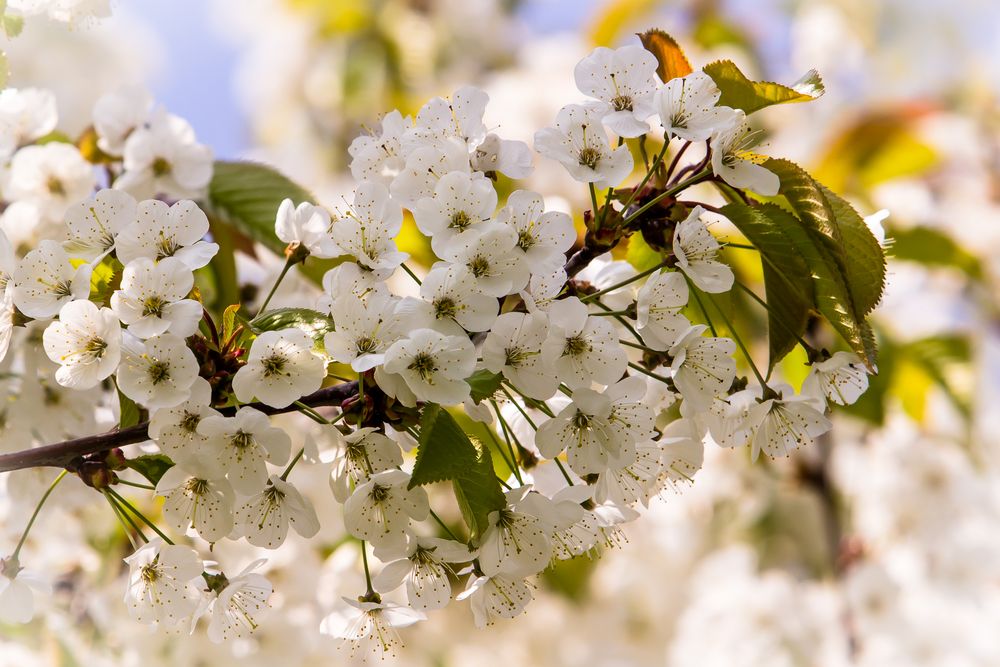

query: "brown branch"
(0, 381), (358, 474)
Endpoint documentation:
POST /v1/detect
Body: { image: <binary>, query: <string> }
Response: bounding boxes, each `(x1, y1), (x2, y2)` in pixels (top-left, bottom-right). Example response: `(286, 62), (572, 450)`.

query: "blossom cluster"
(0, 38), (876, 659)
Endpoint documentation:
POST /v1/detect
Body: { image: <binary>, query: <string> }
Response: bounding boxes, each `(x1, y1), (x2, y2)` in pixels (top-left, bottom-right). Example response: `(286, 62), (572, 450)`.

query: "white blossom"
(398, 263), (499, 335)
(42, 299), (121, 389)
(274, 199), (338, 258)
(12, 240), (92, 319)
(494, 189), (576, 275)
(479, 486), (553, 578)
(155, 462), (235, 543)
(231, 329), (325, 409)
(673, 206), (734, 293)
(542, 297), (627, 389)
(123, 539), (203, 627)
(329, 180), (408, 276)
(115, 199), (219, 270)
(802, 351), (869, 407)
(328, 427), (403, 502)
(710, 110), (779, 196)
(92, 85), (153, 155)
(115, 109), (213, 200)
(324, 291), (404, 372)
(235, 475), (320, 548)
(63, 188), (138, 262)
(117, 333), (199, 409)
(481, 311), (559, 401)
(319, 596), (425, 659)
(438, 221), (527, 297)
(205, 560), (272, 643)
(534, 103), (634, 189)
(0, 558), (50, 625)
(0, 88), (57, 157)
(670, 325), (737, 411)
(343, 469), (429, 550)
(656, 71), (737, 141)
(636, 268), (690, 350)
(575, 44), (659, 137)
(6, 143), (95, 221)
(110, 257), (201, 339)
(747, 389), (833, 461)
(197, 407), (292, 494)
(412, 171), (496, 254)
(457, 573), (533, 628)
(373, 536), (473, 610)
(383, 328), (475, 405)
(349, 110), (411, 186)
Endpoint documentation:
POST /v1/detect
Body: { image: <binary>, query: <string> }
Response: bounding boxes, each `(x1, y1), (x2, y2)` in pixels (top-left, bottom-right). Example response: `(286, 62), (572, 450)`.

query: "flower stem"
(104, 491), (146, 548)
(735, 281), (817, 356)
(705, 292), (770, 389)
(429, 509), (462, 542)
(11, 470), (67, 561)
(554, 458), (575, 486)
(255, 257), (296, 317)
(682, 275), (718, 336)
(400, 262), (422, 286)
(360, 540), (374, 596)
(621, 138), (672, 211)
(105, 487), (174, 545)
(628, 361), (672, 385)
(490, 400), (525, 485)
(622, 167), (712, 226)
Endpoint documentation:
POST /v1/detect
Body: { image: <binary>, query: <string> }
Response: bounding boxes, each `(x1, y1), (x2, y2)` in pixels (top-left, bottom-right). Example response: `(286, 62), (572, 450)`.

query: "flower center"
(46, 176), (65, 196)
(516, 230), (536, 251)
(449, 210), (472, 231)
(408, 352), (437, 381)
(179, 411), (201, 433)
(142, 295), (166, 317)
(231, 430), (254, 451)
(504, 346), (528, 367)
(467, 255), (491, 278)
(147, 360), (171, 385)
(370, 483), (391, 503)
(155, 234), (180, 260)
(572, 410), (592, 429)
(578, 146), (602, 170)
(563, 335), (589, 357)
(433, 297), (458, 320)
(85, 337), (108, 359)
(261, 353), (288, 378)
(611, 94), (633, 112)
(356, 336), (379, 354)
(152, 157), (172, 177)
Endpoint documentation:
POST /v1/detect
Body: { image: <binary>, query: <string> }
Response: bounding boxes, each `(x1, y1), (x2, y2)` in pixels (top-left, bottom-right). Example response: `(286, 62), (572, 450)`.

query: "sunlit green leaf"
(126, 454), (174, 487)
(703, 60), (824, 115)
(251, 307), (334, 340)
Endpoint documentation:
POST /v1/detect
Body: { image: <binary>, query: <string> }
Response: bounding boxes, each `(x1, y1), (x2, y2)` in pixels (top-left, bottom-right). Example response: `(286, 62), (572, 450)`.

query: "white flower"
(406, 85), (489, 152)
(324, 292), (403, 372)
(231, 329), (325, 409)
(205, 560), (272, 643)
(382, 328), (476, 405)
(349, 110), (411, 186)
(6, 143), (95, 221)
(373, 536), (474, 610)
(319, 596), (426, 660)
(110, 257), (201, 339)
(148, 377), (220, 466)
(542, 297), (627, 388)
(439, 222), (528, 297)
(115, 109), (213, 199)
(747, 390), (833, 461)
(398, 263), (498, 335)
(471, 133), (533, 179)
(155, 462), (235, 543)
(0, 557), (50, 624)
(235, 475), (320, 549)
(115, 199), (219, 270)
(457, 573), (533, 628)
(521, 267), (567, 313)
(7, 0), (110, 23)
(318, 261), (388, 309)
(673, 206), (734, 293)
(495, 190), (576, 275)
(42, 299), (121, 389)
(698, 387), (758, 450)
(123, 539), (203, 627)
(274, 199), (338, 258)
(0, 88), (58, 157)
(670, 325), (737, 411)
(92, 85), (153, 155)
(197, 407), (292, 494)
(658, 417), (706, 489)
(536, 378), (654, 475)
(656, 71), (737, 141)
(412, 171), (496, 254)
(593, 438), (663, 507)
(574, 45), (659, 137)
(802, 351), (869, 407)
(117, 333), (199, 409)
(328, 427), (403, 502)
(0, 288), (15, 364)
(479, 487), (553, 578)
(534, 103), (634, 189)
(343, 469), (429, 550)
(390, 142), (470, 210)
(63, 188), (138, 262)
(12, 240), (92, 318)
(636, 269), (690, 350)
(710, 110), (779, 196)
(481, 311), (559, 401)
(330, 181), (408, 276)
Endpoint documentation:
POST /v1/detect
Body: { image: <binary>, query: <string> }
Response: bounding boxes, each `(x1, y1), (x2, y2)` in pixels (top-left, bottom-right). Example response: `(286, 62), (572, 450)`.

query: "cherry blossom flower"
(0, 88), (58, 158)
(115, 109), (213, 199)
(204, 560), (272, 643)
(328, 426), (403, 502)
(542, 297), (627, 389)
(6, 143), (95, 221)
(235, 475), (320, 548)
(197, 407), (292, 494)
(11, 240), (92, 319)
(0, 557), (50, 624)
(481, 311), (559, 401)
(155, 462), (235, 543)
(111, 257), (201, 339)
(636, 269), (690, 350)
(329, 181), (408, 276)
(575, 44), (659, 137)
(319, 596), (426, 659)
(710, 110), (780, 196)
(802, 351), (870, 407)
(123, 539), (203, 627)
(274, 199), (338, 258)
(747, 389), (833, 461)
(116, 333), (199, 409)
(438, 221), (527, 297)
(479, 486), (553, 577)
(349, 110), (411, 186)
(63, 188), (138, 262)
(148, 378), (221, 467)
(115, 199), (219, 270)
(383, 328), (476, 405)
(42, 299), (121, 389)
(92, 85), (153, 155)
(412, 171), (497, 254)
(231, 329), (326, 409)
(494, 189), (576, 275)
(670, 325), (737, 411)
(534, 102), (634, 189)
(324, 291), (404, 372)
(656, 70), (737, 141)
(373, 536), (474, 610)
(457, 573), (533, 628)
(398, 263), (499, 335)
(673, 206), (734, 293)
(343, 469), (429, 551)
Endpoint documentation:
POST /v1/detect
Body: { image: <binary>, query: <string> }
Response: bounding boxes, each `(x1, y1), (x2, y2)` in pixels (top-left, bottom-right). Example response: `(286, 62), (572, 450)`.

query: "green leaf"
(206, 160), (317, 257)
(625, 233), (663, 272)
(117, 388), (140, 429)
(637, 29), (693, 83)
(889, 226), (982, 281)
(409, 404), (506, 539)
(764, 159), (887, 369)
(720, 202), (814, 369)
(222, 304), (242, 342)
(703, 60), (824, 115)
(466, 369), (502, 404)
(126, 454), (174, 486)
(250, 307), (334, 340)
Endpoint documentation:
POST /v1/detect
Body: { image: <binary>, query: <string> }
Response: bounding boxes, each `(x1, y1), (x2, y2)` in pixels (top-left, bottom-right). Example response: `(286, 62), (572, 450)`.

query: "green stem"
(360, 540), (374, 596)
(490, 400), (525, 485)
(628, 361), (672, 385)
(293, 400), (331, 424)
(429, 509), (462, 542)
(255, 257), (296, 317)
(116, 479), (155, 490)
(501, 386), (538, 430)
(105, 487), (174, 545)
(589, 182), (600, 219)
(683, 275), (718, 336)
(401, 262), (422, 286)
(591, 299), (646, 345)
(482, 422), (521, 482)
(591, 309), (635, 318)
(580, 260), (669, 303)
(554, 458), (575, 486)
(735, 282), (817, 355)
(620, 139), (671, 212)
(11, 470), (67, 560)
(705, 293), (770, 389)
(619, 339), (660, 353)
(623, 168), (712, 226)
(104, 491), (147, 547)
(503, 382), (556, 418)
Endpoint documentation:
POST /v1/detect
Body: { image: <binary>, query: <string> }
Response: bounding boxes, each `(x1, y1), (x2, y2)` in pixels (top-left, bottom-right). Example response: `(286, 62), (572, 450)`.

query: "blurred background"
(2, 0), (1000, 665)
